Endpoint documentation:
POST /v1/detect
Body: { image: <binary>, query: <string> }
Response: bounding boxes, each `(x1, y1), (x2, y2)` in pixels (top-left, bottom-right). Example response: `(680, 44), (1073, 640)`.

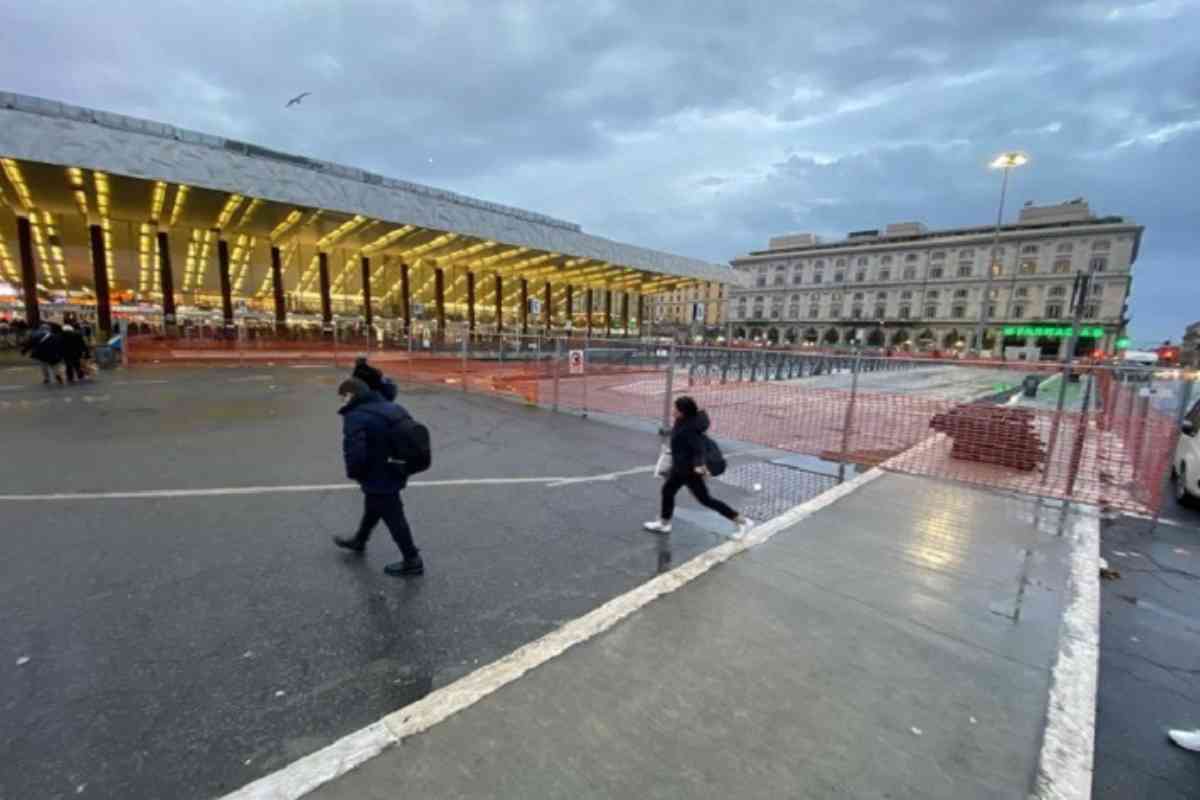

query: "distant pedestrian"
(61, 325), (91, 383)
(20, 323), (64, 385)
(332, 378), (424, 577)
(644, 396), (754, 536)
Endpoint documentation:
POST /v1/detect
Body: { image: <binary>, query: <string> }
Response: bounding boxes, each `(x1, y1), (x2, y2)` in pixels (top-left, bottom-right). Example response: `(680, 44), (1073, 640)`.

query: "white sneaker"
(735, 517), (756, 537)
(643, 519), (672, 534)
(1168, 729), (1200, 752)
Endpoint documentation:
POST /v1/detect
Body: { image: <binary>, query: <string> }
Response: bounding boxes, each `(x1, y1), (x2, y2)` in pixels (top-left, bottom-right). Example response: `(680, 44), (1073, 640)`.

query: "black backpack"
(367, 409), (433, 475)
(701, 435), (726, 477)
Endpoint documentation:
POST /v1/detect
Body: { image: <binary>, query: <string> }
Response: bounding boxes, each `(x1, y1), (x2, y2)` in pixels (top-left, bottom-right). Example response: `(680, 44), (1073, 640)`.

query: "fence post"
(119, 318), (129, 368)
(582, 338), (590, 418)
(461, 333), (468, 393)
(661, 342), (677, 431)
(331, 323), (339, 369)
(838, 353), (863, 483)
(1064, 373), (1094, 499)
(553, 336), (561, 412)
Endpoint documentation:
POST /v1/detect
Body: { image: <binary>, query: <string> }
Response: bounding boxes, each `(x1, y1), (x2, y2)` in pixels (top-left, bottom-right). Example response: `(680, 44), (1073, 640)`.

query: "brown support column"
(361, 256), (373, 329)
(494, 274), (503, 332)
(604, 289), (612, 336)
(586, 289), (594, 338)
(318, 252), (332, 328)
(543, 281), (552, 332)
(520, 278), (529, 334)
(400, 262), (411, 334)
(622, 292), (630, 337)
(637, 293), (645, 335)
(270, 246), (286, 334)
(16, 216), (39, 329)
(565, 284), (574, 331)
(156, 230), (177, 332)
(217, 238), (234, 331)
(434, 267), (446, 341)
(466, 272), (476, 332)
(88, 224), (112, 337)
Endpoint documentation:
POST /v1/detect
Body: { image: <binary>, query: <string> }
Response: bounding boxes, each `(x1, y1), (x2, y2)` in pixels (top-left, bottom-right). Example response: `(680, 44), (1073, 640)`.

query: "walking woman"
(644, 396), (754, 536)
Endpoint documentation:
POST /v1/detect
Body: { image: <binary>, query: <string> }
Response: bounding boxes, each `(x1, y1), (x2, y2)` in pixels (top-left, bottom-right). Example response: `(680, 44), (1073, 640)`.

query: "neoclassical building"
(727, 199), (1142, 356)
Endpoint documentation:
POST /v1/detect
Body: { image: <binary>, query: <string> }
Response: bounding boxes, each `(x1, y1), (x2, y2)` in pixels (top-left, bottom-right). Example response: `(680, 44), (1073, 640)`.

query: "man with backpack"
(333, 378), (426, 577)
(644, 395), (754, 537)
(20, 323), (65, 385)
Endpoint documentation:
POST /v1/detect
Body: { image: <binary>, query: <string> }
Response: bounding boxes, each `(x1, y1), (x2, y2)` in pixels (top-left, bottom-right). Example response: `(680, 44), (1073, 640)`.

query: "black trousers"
(64, 357), (84, 382)
(661, 471), (738, 522)
(355, 492), (420, 560)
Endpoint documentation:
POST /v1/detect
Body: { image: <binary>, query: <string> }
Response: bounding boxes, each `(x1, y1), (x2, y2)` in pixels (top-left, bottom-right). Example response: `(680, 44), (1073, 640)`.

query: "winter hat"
(337, 377), (372, 399)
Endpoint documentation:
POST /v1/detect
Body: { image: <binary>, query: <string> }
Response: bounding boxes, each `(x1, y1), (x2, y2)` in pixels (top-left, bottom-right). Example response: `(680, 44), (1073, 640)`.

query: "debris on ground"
(1099, 557), (1121, 580)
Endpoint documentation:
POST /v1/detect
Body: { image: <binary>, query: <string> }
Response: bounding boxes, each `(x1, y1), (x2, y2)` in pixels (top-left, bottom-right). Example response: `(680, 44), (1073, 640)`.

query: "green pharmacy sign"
(1002, 326), (1105, 339)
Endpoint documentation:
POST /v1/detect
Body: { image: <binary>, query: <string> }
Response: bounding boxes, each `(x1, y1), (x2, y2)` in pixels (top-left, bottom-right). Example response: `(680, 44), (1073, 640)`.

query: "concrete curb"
(1031, 507), (1101, 800)
(217, 467), (886, 800)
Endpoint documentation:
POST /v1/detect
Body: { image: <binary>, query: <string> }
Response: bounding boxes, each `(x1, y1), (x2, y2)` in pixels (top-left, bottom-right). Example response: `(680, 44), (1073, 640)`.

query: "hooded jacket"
(338, 390), (413, 494)
(669, 410), (711, 476)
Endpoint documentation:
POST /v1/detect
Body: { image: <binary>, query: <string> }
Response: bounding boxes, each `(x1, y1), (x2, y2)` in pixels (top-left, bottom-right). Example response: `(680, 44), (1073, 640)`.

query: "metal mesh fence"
(123, 328), (1186, 513)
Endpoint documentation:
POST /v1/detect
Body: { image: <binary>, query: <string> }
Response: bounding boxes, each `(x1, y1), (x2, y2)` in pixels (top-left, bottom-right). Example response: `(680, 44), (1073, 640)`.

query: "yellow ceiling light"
(138, 222), (155, 294)
(297, 254), (321, 294)
(215, 194), (244, 229)
(149, 181), (168, 222)
(315, 214), (368, 250)
(234, 197), (263, 231)
(361, 225), (417, 255)
(168, 185), (190, 228)
(0, 159), (33, 212)
(66, 167), (91, 220)
(182, 229), (201, 292)
(38, 211), (68, 287)
(233, 236), (257, 293)
(0, 228), (19, 285)
(269, 210), (304, 242)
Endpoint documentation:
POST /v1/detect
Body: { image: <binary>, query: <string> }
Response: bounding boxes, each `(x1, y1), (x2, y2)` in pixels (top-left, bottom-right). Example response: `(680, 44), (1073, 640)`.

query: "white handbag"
(654, 443), (673, 478)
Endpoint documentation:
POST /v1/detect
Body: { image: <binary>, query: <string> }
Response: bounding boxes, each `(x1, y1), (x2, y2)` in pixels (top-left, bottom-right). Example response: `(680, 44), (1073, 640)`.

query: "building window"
(958, 249), (973, 260)
(753, 297), (765, 319)
(898, 305), (911, 320)
(1016, 287), (1029, 298)
(857, 256), (869, 267)
(924, 305), (938, 319)
(953, 288), (968, 299)
(834, 272), (845, 283)
(735, 298), (747, 319)
(808, 305), (819, 320)
(835, 257), (847, 268)
(1049, 286), (1067, 297)
(900, 290), (913, 300)
(876, 291), (887, 301)
(926, 290), (940, 299)
(1092, 239), (1111, 251)
(770, 297), (784, 319)
(853, 292), (865, 301)
(879, 268), (891, 281)
(1083, 303), (1099, 319)
(902, 266), (916, 280)
(1045, 303), (1063, 318)
(788, 299), (801, 319)
(929, 266), (944, 279)
(931, 250), (946, 261)
(1089, 257), (1107, 272)
(814, 259), (825, 269)
(756, 274), (767, 287)
(1053, 259), (1071, 274)
(1019, 260), (1037, 275)
(851, 305), (863, 320)
(951, 305), (966, 319)
(1021, 244), (1039, 255)
(1057, 242), (1074, 254)
(830, 305), (842, 319)
(774, 266), (786, 286)
(874, 305), (886, 320)
(905, 253), (919, 263)
(881, 255), (893, 265)
(855, 270), (866, 282)
(991, 262), (1004, 277)
(1012, 304), (1025, 319)
(813, 272), (824, 284)
(986, 304), (997, 318)
(1091, 283), (1105, 296)
(958, 264), (973, 277)
(793, 270), (804, 285)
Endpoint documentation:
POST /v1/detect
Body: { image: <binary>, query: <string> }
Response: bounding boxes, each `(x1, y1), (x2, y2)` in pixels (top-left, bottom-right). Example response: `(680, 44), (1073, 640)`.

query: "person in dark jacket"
(644, 396), (754, 536)
(332, 378), (424, 576)
(61, 325), (91, 383)
(20, 324), (64, 385)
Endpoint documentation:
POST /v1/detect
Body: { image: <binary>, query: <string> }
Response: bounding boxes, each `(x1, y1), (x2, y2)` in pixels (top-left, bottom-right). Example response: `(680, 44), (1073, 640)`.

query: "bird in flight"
(285, 92), (311, 108)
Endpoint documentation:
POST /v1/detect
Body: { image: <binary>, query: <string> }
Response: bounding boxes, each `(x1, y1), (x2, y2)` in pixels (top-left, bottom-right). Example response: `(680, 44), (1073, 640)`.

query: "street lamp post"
(974, 151), (1028, 355)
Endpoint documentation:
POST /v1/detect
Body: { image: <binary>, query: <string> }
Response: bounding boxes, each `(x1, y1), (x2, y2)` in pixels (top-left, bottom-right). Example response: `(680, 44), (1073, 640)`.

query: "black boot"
(383, 556), (424, 577)
(333, 535), (366, 553)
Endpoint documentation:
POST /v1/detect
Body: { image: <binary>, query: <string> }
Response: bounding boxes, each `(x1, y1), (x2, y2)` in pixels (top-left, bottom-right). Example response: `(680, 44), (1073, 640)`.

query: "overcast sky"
(2, 1), (1196, 343)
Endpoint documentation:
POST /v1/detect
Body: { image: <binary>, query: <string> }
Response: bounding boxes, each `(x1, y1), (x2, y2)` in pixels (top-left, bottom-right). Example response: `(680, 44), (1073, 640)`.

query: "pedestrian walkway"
(298, 473), (1097, 800)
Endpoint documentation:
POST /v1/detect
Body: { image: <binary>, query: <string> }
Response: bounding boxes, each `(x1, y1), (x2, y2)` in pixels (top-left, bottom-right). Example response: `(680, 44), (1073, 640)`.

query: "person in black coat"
(61, 325), (91, 383)
(20, 324), (64, 385)
(643, 396), (753, 536)
(332, 378), (424, 576)
(352, 356), (398, 401)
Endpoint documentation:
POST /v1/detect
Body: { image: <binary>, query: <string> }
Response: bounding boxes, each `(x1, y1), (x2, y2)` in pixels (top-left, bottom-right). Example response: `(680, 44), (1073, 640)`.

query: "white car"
(1173, 398), (1200, 506)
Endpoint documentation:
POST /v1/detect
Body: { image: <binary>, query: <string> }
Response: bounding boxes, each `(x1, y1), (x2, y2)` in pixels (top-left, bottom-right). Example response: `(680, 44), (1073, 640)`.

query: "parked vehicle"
(1173, 398), (1200, 507)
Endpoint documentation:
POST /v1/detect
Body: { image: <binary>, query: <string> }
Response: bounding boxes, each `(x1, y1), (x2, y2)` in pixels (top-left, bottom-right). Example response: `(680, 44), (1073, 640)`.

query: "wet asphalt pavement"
(1094, 487), (1200, 799)
(0, 366), (751, 799)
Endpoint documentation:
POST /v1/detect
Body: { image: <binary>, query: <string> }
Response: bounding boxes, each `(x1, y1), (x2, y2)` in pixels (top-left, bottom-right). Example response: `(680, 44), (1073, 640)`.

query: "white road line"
(0, 469), (656, 502)
(227, 375), (274, 383)
(1032, 508), (1101, 800)
(288, 365), (330, 369)
(0, 385), (24, 391)
(217, 465), (885, 800)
